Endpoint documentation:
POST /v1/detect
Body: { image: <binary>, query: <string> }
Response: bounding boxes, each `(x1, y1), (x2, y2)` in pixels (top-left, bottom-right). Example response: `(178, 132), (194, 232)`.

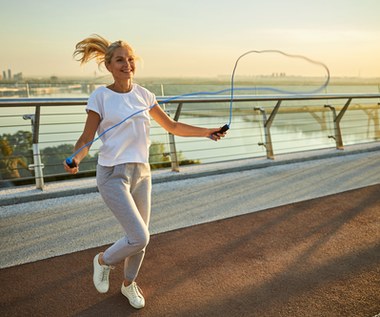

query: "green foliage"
(0, 130), (98, 181)
(0, 130), (199, 184)
(0, 131), (33, 179)
(149, 142), (170, 168)
(149, 141), (200, 169)
(0, 131), (33, 156)
(41, 144), (97, 175)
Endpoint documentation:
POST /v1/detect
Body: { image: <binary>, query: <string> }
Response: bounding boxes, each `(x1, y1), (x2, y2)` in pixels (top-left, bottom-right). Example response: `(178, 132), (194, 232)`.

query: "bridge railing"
(0, 92), (379, 189)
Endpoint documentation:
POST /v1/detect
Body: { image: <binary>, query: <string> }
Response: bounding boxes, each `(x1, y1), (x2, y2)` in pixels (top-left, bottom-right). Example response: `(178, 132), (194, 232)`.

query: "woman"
(64, 35), (226, 309)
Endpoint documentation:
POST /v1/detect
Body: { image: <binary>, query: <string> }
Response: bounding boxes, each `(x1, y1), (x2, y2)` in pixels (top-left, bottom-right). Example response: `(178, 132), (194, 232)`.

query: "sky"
(1, 0), (379, 79)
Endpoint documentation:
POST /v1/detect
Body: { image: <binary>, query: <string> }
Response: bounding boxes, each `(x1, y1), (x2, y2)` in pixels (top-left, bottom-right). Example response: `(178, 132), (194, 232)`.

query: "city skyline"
(1, 0), (379, 79)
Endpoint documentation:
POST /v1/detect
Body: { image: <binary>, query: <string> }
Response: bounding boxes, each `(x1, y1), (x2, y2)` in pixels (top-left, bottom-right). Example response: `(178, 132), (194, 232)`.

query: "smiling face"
(105, 46), (136, 81)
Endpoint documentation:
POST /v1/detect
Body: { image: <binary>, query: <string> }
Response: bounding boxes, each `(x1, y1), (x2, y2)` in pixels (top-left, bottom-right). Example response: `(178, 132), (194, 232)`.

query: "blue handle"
(66, 157), (76, 168)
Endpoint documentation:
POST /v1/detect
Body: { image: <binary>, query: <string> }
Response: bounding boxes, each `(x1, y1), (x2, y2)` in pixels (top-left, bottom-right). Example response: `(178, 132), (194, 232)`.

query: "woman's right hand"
(63, 158), (79, 174)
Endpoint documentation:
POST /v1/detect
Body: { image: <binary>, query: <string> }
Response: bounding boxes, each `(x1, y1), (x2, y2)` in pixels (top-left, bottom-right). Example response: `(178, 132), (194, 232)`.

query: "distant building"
(1, 69), (23, 81)
(14, 72), (23, 81)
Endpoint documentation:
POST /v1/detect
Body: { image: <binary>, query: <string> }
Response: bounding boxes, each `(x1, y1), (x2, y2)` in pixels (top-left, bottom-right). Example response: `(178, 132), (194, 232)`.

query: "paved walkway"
(0, 143), (380, 316)
(1, 144), (380, 268)
(1, 184), (379, 316)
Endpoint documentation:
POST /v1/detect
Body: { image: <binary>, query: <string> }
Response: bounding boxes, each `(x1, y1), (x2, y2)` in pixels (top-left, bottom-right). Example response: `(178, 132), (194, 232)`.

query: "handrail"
(1, 92), (380, 106)
(0, 92), (379, 190)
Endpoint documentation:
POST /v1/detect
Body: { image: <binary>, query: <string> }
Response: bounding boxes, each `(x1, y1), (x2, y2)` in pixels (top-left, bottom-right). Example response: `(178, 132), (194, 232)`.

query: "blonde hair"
(73, 34), (137, 66)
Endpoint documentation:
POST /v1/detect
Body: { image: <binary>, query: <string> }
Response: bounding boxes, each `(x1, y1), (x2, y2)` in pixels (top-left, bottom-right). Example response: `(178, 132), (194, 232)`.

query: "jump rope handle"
(65, 157), (77, 168)
(212, 124), (230, 136)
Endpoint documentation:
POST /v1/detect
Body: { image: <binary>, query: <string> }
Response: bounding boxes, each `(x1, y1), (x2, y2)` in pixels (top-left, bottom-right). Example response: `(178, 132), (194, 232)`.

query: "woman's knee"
(137, 229), (150, 249)
(128, 227), (150, 250)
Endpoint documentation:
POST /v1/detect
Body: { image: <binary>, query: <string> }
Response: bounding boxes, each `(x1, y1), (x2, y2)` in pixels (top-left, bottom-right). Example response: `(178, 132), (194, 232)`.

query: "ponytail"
(73, 34), (111, 66)
(73, 34), (136, 66)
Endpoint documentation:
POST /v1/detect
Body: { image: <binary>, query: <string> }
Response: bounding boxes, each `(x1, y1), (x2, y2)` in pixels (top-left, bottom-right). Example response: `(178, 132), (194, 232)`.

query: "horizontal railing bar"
(0, 98), (88, 106)
(157, 93), (380, 102)
(1, 93), (380, 107)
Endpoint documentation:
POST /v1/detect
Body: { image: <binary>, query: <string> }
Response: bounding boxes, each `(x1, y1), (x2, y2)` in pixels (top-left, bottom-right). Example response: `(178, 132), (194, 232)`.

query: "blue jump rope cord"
(66, 50), (330, 164)
(229, 50), (330, 128)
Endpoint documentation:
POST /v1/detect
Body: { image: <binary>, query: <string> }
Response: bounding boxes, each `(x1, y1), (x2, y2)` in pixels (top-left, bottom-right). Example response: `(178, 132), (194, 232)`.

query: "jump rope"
(66, 49), (330, 168)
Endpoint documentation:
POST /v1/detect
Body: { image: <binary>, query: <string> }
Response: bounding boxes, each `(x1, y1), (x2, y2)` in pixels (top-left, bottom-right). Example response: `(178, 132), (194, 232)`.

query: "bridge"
(1, 144), (379, 316)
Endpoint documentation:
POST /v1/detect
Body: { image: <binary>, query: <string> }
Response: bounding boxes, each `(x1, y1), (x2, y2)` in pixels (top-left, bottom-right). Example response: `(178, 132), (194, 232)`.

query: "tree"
(41, 144), (97, 175)
(149, 141), (200, 169)
(0, 131), (32, 182)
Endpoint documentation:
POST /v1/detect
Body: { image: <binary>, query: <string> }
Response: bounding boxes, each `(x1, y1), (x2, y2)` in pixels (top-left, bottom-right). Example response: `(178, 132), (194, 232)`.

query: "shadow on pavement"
(1, 184), (379, 317)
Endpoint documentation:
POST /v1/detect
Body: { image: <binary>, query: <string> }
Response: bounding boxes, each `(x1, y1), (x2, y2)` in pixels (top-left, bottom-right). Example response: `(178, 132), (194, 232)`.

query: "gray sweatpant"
(96, 163), (151, 282)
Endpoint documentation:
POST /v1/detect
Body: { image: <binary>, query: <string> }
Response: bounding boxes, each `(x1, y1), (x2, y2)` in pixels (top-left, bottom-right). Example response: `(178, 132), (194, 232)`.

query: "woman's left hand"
(208, 128), (227, 141)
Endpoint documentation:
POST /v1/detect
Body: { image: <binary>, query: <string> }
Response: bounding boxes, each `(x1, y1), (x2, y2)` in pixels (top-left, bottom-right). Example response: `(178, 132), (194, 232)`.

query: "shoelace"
(101, 266), (111, 282)
(130, 282), (144, 298)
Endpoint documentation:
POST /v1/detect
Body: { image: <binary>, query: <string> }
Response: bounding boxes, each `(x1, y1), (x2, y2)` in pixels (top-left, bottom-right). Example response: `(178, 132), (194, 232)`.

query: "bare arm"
(149, 104), (226, 140)
(63, 110), (100, 174)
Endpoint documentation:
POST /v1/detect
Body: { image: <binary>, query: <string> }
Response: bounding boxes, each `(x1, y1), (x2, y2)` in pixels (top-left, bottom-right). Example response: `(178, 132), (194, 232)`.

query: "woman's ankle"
(98, 252), (106, 266)
(123, 279), (132, 287)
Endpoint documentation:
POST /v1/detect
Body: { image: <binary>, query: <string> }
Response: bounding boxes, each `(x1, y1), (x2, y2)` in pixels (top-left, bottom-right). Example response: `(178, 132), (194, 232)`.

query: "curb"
(1, 143), (379, 207)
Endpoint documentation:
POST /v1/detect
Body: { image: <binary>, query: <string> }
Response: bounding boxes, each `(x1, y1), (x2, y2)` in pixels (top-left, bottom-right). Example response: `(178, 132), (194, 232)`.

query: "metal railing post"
(23, 106), (45, 190)
(373, 108), (380, 140)
(325, 98), (352, 150)
(168, 102), (183, 172)
(255, 100), (282, 160)
(362, 108), (380, 140)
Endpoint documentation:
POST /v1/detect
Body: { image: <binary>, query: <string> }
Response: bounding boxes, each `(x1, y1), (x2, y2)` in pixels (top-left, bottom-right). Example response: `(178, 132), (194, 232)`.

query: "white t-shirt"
(86, 84), (157, 166)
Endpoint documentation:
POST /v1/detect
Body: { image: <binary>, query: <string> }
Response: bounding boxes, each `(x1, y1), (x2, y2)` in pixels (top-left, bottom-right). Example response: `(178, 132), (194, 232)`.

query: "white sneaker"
(121, 282), (145, 309)
(93, 253), (112, 293)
